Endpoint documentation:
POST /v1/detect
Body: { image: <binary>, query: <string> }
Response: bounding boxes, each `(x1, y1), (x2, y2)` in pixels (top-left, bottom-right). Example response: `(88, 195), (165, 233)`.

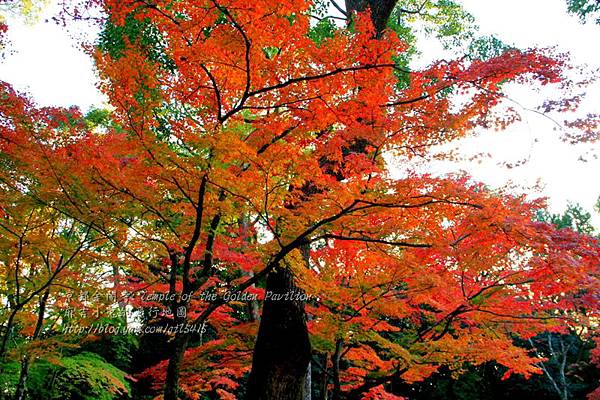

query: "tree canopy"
(0, 1), (599, 400)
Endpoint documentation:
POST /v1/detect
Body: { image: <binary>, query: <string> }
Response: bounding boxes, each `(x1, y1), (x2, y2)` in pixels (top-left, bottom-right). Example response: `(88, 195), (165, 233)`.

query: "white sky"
(0, 0), (599, 227)
(435, 0), (600, 227)
(0, 2), (104, 109)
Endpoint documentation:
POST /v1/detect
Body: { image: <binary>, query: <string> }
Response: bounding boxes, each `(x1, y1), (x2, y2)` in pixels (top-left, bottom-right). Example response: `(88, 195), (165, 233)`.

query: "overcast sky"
(0, 0), (598, 227)
(440, 0), (600, 226)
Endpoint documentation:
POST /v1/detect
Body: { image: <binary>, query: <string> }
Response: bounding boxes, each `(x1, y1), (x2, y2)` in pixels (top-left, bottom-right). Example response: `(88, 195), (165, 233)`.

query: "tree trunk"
(245, 271), (261, 322)
(112, 264), (127, 326)
(164, 332), (191, 400)
(14, 288), (50, 400)
(245, 267), (312, 400)
(303, 361), (312, 400)
(0, 310), (17, 360)
(331, 339), (343, 400)
(13, 358), (30, 400)
(320, 353), (329, 400)
(345, 0), (398, 38)
(245, 4), (397, 398)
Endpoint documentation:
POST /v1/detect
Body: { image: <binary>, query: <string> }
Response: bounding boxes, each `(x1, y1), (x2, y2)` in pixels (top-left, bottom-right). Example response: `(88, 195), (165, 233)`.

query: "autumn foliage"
(1, 1), (599, 399)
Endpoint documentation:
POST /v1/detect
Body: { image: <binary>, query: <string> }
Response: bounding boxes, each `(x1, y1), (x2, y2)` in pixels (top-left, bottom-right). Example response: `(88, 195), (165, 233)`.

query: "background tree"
(387, 203), (599, 400)
(0, 84), (133, 400)
(566, 0), (600, 24)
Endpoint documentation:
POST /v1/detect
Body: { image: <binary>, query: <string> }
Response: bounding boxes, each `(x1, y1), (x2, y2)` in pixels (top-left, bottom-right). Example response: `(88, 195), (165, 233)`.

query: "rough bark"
(245, 267), (312, 400)
(345, 0), (399, 38)
(164, 331), (191, 400)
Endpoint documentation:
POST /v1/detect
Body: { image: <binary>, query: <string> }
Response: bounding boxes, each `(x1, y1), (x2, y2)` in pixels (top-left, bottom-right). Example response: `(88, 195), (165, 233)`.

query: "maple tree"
(395, 205), (600, 400)
(0, 1), (599, 400)
(0, 82), (124, 400)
